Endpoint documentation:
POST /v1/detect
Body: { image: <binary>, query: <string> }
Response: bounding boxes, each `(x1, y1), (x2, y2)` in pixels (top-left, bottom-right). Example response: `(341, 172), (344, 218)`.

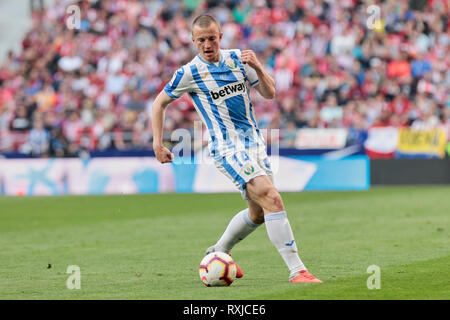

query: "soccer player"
(152, 14), (321, 283)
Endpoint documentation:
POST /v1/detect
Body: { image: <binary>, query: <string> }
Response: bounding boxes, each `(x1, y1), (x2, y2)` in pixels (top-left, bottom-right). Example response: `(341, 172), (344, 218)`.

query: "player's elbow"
(255, 82), (275, 99)
(151, 102), (164, 117)
(155, 90), (175, 109)
(264, 88), (275, 99)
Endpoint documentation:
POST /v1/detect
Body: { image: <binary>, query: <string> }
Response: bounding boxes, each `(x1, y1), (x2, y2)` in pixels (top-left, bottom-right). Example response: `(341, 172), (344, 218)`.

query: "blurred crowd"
(0, 0), (448, 157)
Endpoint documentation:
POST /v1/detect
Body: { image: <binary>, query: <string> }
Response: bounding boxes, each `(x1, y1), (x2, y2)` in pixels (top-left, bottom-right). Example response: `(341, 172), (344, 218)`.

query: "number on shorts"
(232, 151), (250, 167)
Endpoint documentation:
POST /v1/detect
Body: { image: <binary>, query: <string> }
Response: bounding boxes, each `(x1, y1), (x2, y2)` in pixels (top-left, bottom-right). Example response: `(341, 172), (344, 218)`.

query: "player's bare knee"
(271, 191), (285, 212)
(263, 187), (284, 213)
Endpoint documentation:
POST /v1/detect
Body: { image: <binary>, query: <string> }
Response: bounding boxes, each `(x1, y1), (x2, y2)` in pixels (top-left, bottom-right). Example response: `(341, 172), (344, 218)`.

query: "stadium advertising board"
(396, 128), (447, 158)
(363, 126), (398, 159)
(0, 156), (369, 196)
(295, 129), (347, 149)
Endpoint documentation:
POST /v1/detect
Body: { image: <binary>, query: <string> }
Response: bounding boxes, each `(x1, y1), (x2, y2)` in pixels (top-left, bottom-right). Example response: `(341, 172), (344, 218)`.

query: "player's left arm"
(241, 50), (275, 99)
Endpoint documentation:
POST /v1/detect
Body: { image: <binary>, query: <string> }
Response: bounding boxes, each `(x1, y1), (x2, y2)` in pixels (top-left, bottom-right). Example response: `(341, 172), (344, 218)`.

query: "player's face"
(192, 24), (222, 63)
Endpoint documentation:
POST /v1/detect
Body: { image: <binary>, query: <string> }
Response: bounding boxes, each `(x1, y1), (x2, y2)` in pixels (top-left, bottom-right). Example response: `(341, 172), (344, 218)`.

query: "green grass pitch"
(0, 186), (449, 300)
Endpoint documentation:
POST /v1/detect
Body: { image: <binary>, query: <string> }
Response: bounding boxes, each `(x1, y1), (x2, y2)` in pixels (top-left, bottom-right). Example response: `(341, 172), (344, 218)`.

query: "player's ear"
(219, 32), (223, 41)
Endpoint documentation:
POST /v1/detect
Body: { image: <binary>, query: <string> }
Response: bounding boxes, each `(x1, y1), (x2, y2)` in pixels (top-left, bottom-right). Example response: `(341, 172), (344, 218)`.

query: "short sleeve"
(232, 49), (259, 87)
(244, 63), (259, 87)
(234, 49), (259, 87)
(164, 66), (190, 99)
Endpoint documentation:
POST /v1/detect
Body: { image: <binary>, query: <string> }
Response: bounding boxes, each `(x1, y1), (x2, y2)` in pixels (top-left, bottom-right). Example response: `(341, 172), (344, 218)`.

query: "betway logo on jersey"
(210, 81), (246, 101)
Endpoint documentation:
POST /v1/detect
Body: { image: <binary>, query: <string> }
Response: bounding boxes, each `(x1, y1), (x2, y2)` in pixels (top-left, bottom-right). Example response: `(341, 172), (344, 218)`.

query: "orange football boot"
(289, 270), (322, 283)
(235, 262), (244, 278)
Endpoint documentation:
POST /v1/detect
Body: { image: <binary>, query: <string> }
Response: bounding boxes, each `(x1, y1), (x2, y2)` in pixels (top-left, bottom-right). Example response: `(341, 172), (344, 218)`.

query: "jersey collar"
(197, 51), (223, 67)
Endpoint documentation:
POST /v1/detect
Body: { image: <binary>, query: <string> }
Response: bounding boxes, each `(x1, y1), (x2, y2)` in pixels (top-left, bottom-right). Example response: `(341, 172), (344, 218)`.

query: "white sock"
(214, 208), (261, 253)
(264, 211), (306, 279)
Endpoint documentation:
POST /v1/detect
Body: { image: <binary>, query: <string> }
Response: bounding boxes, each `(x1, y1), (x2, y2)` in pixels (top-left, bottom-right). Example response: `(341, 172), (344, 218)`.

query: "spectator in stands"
(28, 116), (50, 157)
(280, 120), (298, 148)
(0, 0), (447, 156)
(10, 105), (31, 132)
(49, 126), (68, 157)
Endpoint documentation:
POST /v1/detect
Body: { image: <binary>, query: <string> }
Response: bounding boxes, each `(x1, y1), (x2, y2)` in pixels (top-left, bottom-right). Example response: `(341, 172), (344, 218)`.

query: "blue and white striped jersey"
(164, 49), (265, 160)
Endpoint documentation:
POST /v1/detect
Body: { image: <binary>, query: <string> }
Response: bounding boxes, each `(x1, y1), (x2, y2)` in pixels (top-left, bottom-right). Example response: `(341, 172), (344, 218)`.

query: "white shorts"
(214, 146), (273, 200)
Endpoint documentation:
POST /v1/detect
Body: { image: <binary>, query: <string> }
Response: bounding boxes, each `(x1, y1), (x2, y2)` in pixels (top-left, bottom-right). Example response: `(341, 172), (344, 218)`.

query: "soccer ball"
(198, 252), (237, 287)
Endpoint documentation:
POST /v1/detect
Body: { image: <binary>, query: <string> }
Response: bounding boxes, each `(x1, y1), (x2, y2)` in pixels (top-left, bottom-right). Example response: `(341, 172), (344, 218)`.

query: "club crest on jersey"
(209, 81), (246, 100)
(225, 58), (237, 69)
(243, 163), (255, 175)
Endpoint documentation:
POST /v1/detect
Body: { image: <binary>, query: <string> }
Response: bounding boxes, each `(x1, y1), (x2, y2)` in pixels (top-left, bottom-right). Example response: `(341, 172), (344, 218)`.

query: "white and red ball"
(198, 252), (237, 287)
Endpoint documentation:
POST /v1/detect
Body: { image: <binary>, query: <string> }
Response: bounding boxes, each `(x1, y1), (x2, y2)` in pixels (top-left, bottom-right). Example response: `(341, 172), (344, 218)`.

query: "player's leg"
(205, 200), (263, 279)
(246, 175), (321, 283)
(205, 150), (267, 279)
(207, 202), (262, 255)
(206, 149), (266, 256)
(245, 175), (284, 214)
(247, 198), (265, 225)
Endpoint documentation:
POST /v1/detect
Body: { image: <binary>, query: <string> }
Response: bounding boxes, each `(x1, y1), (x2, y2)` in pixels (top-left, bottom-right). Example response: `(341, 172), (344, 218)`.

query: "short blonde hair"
(191, 14), (221, 36)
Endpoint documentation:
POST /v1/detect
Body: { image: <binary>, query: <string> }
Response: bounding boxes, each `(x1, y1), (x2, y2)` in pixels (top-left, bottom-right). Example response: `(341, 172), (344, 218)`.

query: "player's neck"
(198, 52), (221, 64)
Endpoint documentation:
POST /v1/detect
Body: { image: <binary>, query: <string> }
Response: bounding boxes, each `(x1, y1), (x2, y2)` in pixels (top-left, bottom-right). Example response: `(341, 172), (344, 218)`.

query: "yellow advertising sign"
(397, 128), (447, 158)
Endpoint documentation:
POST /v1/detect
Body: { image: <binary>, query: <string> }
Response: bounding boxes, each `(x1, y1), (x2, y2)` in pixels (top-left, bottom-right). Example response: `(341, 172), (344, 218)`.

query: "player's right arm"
(152, 90), (175, 163)
(152, 66), (191, 163)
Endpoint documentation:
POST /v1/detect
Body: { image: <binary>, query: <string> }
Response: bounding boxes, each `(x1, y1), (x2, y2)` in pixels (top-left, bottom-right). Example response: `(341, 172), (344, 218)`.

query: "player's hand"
(241, 50), (263, 71)
(154, 144), (174, 164)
